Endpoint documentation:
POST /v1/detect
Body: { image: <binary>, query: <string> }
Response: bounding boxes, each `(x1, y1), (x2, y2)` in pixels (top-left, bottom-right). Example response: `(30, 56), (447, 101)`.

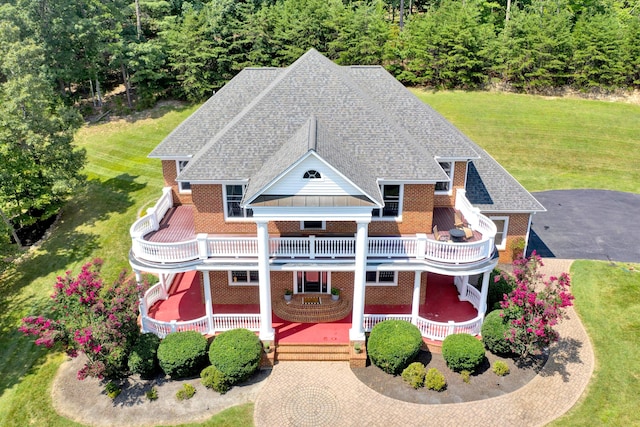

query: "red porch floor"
(147, 272), (477, 344)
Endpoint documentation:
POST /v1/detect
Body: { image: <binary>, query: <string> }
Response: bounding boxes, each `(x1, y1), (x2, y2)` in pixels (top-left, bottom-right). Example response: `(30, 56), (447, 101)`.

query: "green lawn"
(553, 261), (640, 427)
(412, 90), (640, 193)
(0, 92), (638, 426)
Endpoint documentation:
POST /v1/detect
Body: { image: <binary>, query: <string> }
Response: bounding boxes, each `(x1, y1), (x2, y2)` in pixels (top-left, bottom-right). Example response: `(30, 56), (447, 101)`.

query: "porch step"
(275, 343), (351, 362)
(273, 295), (352, 323)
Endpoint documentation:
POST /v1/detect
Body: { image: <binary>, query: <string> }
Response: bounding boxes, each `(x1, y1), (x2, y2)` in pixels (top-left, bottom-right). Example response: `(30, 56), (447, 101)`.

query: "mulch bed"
(351, 349), (546, 404)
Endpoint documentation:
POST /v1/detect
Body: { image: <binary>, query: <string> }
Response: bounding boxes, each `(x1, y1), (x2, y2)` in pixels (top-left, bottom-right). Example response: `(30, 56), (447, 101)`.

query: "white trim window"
(224, 184), (253, 219)
(490, 216), (509, 250)
(176, 160), (192, 193)
(229, 270), (259, 286)
(365, 271), (397, 286)
(372, 184), (402, 219)
(301, 220), (326, 230)
(435, 162), (453, 194)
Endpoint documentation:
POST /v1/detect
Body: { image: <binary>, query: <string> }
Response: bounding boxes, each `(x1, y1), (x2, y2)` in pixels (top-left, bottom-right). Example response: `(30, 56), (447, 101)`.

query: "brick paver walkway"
(254, 259), (594, 427)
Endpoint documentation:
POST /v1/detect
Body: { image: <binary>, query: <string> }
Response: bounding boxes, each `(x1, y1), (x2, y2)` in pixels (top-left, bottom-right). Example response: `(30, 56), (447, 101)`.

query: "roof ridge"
(179, 50), (324, 175)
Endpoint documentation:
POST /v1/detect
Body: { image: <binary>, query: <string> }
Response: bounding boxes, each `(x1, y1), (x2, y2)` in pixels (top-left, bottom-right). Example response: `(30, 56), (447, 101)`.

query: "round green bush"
(201, 365), (231, 394)
(488, 269), (516, 312)
(442, 333), (485, 372)
(128, 333), (161, 379)
(481, 310), (513, 355)
(425, 368), (447, 391)
(401, 362), (426, 389)
(157, 331), (208, 379)
(367, 320), (423, 375)
(208, 328), (262, 385)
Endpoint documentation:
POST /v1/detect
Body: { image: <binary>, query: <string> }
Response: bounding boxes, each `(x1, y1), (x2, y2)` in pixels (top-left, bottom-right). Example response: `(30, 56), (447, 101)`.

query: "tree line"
(0, 0), (638, 250)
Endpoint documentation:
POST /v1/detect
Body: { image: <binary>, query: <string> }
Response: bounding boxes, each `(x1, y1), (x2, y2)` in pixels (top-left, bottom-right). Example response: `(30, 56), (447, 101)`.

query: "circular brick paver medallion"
(281, 386), (341, 426)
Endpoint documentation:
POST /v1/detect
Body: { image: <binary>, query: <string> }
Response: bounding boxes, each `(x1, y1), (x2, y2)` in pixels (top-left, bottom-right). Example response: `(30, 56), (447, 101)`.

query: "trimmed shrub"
(128, 333), (161, 379)
(157, 331), (208, 379)
(481, 310), (513, 355)
(367, 320), (423, 375)
(176, 383), (196, 401)
(442, 333), (485, 372)
(201, 365), (231, 394)
(105, 381), (121, 400)
(493, 360), (510, 376)
(425, 368), (447, 391)
(488, 269), (516, 312)
(460, 370), (471, 383)
(208, 328), (262, 385)
(401, 362), (426, 389)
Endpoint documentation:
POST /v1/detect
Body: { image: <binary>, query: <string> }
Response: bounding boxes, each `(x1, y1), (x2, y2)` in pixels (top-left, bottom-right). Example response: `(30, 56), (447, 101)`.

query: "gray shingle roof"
(152, 49), (543, 213)
(466, 154), (545, 213)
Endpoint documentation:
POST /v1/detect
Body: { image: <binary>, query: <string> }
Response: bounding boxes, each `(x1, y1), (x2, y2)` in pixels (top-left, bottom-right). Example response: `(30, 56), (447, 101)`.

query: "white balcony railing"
(140, 313), (261, 338)
(363, 313), (483, 341)
(130, 188), (497, 266)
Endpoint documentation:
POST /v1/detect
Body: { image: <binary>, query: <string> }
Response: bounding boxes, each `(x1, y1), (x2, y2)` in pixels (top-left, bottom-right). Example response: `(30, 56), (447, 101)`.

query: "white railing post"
(350, 220), (370, 341)
(148, 207), (158, 231)
(257, 221), (275, 341)
(479, 270), (491, 316)
(411, 272), (422, 325)
(139, 298), (148, 333)
(197, 233), (209, 260)
(170, 320), (177, 333)
(309, 235), (316, 259)
(415, 233), (427, 260)
(202, 272), (215, 335)
(447, 320), (455, 336)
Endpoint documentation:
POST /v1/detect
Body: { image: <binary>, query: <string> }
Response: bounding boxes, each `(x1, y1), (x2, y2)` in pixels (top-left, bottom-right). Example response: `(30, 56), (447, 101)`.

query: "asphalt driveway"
(527, 189), (640, 263)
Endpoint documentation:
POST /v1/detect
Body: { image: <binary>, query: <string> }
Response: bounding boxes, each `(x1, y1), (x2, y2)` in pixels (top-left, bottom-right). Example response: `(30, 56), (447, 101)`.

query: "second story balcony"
(130, 188), (496, 269)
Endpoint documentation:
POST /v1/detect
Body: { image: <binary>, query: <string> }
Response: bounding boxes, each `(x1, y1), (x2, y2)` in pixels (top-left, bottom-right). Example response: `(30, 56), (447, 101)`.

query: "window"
(490, 216), (509, 250)
(365, 271), (397, 286)
(224, 185), (253, 219)
(229, 271), (258, 285)
(301, 221), (325, 230)
(435, 162), (453, 193)
(303, 170), (322, 179)
(176, 160), (191, 193)
(372, 184), (401, 218)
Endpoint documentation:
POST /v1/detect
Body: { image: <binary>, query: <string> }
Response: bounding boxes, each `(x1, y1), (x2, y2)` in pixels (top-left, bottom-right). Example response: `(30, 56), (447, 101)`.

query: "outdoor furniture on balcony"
(449, 228), (466, 242)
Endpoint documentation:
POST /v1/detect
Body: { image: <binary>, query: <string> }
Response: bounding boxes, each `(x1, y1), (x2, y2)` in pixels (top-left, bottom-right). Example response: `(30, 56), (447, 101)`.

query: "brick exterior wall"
(434, 161), (467, 207)
(189, 183), (435, 236)
(493, 213), (531, 264)
(206, 270), (426, 307)
(208, 271), (260, 304)
(161, 160), (193, 205)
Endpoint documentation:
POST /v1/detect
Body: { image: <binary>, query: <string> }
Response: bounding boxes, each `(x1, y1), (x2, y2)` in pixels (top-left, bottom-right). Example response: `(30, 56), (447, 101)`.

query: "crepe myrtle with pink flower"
(20, 259), (144, 380)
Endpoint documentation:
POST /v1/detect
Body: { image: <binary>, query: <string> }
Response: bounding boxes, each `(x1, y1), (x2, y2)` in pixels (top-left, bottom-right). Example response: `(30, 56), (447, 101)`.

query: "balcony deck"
(147, 271), (478, 345)
(143, 205), (481, 244)
(131, 188), (496, 267)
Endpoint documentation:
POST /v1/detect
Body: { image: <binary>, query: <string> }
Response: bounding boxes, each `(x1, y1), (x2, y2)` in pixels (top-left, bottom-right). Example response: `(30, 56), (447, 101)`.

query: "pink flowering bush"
(500, 252), (574, 358)
(20, 259), (142, 380)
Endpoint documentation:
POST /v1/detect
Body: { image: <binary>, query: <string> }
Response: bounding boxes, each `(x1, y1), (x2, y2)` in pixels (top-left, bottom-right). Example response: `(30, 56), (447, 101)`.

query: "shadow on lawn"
(0, 173), (145, 397)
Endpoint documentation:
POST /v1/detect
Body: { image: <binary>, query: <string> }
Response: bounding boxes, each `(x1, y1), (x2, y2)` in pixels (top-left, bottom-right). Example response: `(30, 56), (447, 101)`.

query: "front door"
(296, 271), (329, 293)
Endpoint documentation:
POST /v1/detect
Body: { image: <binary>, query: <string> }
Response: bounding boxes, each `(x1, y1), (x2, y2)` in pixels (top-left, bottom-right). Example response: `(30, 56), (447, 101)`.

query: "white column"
(350, 220), (370, 341)
(257, 220), (275, 341)
(202, 271), (215, 335)
(479, 270), (491, 317)
(134, 270), (142, 284)
(411, 271), (422, 325)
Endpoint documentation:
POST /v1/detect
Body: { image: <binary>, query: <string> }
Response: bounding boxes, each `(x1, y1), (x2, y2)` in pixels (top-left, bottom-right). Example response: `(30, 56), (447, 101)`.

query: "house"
(129, 49), (545, 346)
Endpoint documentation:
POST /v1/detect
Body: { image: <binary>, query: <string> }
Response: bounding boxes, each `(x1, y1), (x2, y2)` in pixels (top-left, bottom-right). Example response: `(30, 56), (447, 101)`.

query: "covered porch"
(141, 270), (484, 343)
